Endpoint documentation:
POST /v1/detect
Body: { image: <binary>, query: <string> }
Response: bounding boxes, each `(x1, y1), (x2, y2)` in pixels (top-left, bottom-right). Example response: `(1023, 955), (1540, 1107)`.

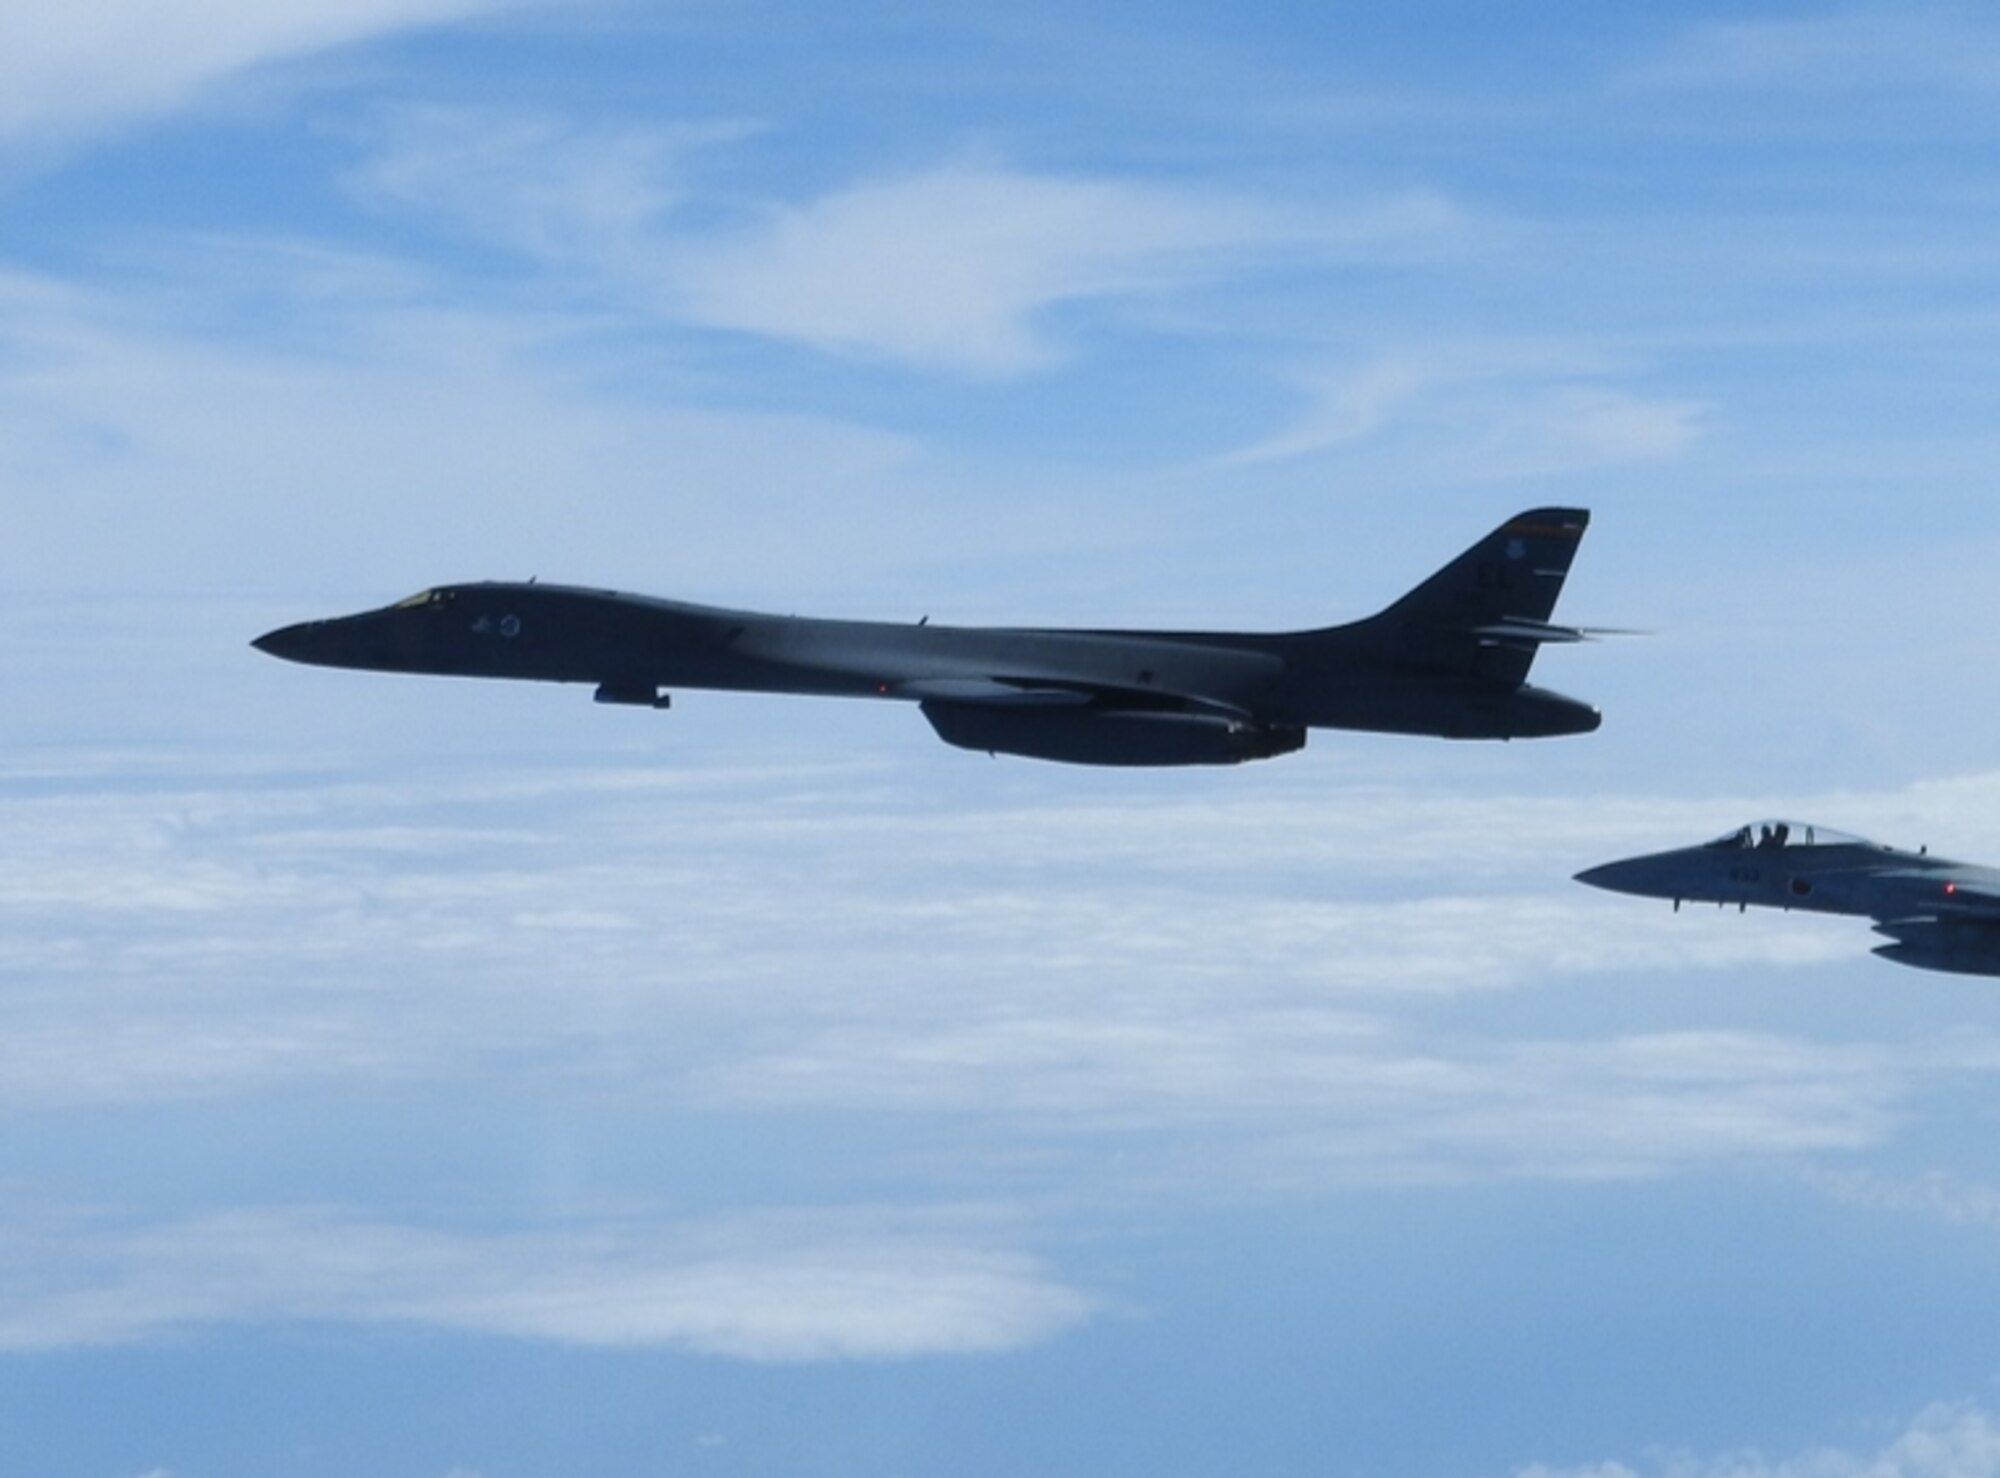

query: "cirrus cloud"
(0, 0), (538, 146)
(348, 107), (1469, 376)
(662, 165), (1460, 376)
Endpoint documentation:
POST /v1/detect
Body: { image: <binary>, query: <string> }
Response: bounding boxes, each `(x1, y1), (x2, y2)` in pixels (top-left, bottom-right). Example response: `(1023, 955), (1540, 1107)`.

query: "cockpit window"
(1708, 820), (1868, 850)
(392, 588), (455, 610)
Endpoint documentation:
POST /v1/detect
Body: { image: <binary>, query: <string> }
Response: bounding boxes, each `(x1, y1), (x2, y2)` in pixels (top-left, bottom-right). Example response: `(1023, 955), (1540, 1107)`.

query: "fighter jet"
(1576, 821), (2000, 975)
(252, 507), (1601, 767)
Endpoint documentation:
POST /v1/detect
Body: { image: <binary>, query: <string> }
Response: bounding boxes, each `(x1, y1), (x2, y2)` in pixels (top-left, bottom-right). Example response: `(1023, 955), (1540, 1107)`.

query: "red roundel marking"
(1790, 878), (1813, 897)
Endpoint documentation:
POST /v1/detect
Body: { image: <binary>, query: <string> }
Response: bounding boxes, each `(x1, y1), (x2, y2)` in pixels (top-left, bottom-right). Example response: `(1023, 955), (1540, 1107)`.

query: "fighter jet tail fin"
(1341, 506), (1592, 685)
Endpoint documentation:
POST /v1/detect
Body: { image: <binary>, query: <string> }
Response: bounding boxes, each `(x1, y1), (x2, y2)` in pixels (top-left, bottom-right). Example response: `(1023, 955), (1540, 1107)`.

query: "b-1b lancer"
(253, 508), (1600, 767)
(1576, 821), (2000, 975)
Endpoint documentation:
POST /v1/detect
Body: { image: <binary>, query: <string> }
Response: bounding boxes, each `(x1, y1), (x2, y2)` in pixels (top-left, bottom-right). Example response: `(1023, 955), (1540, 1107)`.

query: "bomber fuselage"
(254, 580), (1601, 742)
(252, 507), (1605, 766)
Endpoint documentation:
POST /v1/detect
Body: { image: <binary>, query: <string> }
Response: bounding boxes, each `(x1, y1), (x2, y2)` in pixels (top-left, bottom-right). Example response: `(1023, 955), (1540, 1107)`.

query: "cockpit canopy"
(1705, 819), (1869, 851)
(391, 588), (457, 611)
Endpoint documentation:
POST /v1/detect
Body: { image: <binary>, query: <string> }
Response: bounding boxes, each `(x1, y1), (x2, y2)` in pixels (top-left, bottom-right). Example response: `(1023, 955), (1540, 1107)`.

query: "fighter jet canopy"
(1704, 820), (1870, 851)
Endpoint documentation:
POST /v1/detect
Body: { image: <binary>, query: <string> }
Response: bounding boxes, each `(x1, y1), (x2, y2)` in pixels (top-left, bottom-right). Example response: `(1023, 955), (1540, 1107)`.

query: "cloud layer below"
(1520, 1400), (2000, 1478)
(8, 745), (1997, 1181)
(0, 1202), (1093, 1358)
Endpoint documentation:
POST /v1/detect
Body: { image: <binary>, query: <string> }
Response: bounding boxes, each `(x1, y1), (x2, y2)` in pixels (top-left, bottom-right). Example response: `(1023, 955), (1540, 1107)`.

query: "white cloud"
(1224, 345), (1703, 473)
(0, 1203), (1096, 1359)
(2, 749), (1990, 1186)
(1518, 1400), (2000, 1478)
(702, 1024), (1903, 1183)
(1467, 385), (1702, 478)
(1222, 356), (1437, 463)
(0, 0), (531, 144)
(348, 112), (1466, 375)
(1801, 1165), (2000, 1231)
(1639, 10), (2000, 96)
(347, 105), (736, 266)
(664, 165), (1453, 376)
(0, 257), (932, 595)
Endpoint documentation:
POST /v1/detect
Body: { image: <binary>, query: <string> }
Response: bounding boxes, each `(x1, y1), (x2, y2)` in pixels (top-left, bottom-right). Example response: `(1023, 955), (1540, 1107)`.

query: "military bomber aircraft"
(253, 508), (1602, 767)
(1575, 821), (2000, 975)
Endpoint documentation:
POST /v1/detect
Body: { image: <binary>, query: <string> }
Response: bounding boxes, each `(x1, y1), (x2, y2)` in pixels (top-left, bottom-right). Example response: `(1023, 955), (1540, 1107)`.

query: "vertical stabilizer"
(1343, 507), (1591, 683)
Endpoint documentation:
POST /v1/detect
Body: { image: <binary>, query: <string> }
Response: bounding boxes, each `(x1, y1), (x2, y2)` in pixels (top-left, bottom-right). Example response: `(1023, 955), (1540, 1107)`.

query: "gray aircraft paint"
(1576, 821), (2000, 975)
(253, 508), (1601, 767)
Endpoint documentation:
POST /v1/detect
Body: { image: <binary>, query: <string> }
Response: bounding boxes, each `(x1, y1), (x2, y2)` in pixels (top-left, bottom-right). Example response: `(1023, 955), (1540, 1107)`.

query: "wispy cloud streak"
(1223, 347), (1703, 474)
(1638, 9), (2000, 95)
(351, 109), (1466, 375)
(0, 0), (530, 144)
(0, 1203), (1094, 1358)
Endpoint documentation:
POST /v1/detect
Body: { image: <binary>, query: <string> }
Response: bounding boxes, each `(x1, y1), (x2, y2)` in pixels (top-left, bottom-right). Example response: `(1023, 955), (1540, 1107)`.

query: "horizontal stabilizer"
(1470, 620), (1646, 653)
(1471, 618), (1590, 645)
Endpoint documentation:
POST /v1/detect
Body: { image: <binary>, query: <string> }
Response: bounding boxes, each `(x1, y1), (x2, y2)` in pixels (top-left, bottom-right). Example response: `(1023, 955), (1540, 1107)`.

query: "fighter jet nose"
(252, 622), (313, 661)
(1573, 857), (1668, 897)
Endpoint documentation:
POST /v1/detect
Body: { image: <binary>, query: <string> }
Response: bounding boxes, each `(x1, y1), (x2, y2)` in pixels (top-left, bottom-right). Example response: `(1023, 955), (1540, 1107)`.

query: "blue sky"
(9, 2), (2000, 1474)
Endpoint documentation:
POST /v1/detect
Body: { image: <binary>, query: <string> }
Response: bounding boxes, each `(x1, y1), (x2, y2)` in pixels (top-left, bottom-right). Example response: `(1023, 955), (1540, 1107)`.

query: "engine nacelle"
(1870, 916), (2000, 975)
(920, 701), (1305, 767)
